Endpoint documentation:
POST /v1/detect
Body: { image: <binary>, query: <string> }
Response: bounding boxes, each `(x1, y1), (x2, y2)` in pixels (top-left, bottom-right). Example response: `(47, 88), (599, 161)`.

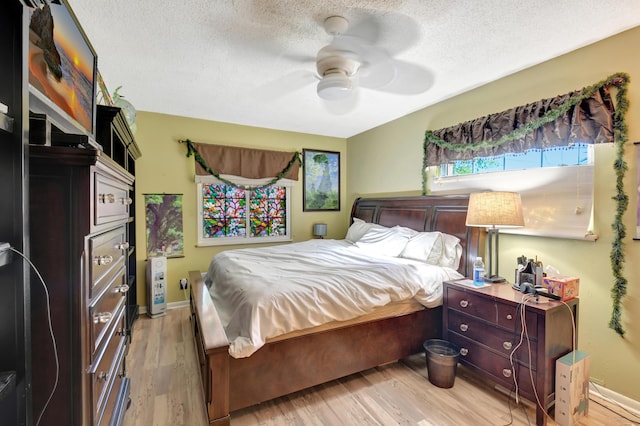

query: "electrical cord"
(8, 247), (59, 426)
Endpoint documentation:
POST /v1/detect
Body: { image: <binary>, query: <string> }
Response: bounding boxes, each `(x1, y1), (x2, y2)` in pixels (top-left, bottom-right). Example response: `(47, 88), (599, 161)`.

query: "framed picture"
(145, 194), (184, 258)
(303, 149), (340, 211)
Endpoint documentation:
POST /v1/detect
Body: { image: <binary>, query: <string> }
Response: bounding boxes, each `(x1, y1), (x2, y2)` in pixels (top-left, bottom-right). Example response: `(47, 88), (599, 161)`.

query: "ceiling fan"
(254, 14), (433, 112)
(312, 15), (433, 103)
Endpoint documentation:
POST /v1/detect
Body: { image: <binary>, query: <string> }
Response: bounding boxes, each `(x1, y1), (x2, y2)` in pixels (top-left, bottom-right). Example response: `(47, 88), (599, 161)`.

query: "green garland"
(181, 138), (302, 190)
(423, 72), (631, 336)
(609, 75), (630, 336)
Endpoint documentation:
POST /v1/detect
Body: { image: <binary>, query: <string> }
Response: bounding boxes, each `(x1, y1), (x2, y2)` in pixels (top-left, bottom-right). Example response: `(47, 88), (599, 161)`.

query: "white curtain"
(428, 165), (596, 240)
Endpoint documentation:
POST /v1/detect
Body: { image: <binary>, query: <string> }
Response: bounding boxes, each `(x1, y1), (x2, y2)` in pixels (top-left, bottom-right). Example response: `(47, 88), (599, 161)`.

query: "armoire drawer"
(89, 226), (128, 298)
(447, 309), (538, 369)
(90, 271), (127, 356)
(94, 170), (131, 227)
(91, 316), (126, 425)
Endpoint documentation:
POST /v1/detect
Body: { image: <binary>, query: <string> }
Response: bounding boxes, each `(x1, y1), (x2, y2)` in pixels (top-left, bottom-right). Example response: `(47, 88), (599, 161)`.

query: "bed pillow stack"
(353, 225), (415, 257)
(344, 218), (462, 269)
(400, 231), (462, 270)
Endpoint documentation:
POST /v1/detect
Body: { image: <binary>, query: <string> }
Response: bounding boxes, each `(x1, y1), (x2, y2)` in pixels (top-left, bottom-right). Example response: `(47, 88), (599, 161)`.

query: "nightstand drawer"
(447, 309), (537, 369)
(496, 302), (538, 337)
(450, 333), (535, 397)
(446, 286), (494, 319)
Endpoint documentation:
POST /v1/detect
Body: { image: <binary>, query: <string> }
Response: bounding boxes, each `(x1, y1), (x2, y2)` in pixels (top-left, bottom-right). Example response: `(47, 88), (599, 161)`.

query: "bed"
(189, 195), (483, 425)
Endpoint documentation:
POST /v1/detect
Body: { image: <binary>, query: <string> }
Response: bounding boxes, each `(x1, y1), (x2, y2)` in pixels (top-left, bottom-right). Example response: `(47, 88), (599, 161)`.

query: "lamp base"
(484, 275), (506, 283)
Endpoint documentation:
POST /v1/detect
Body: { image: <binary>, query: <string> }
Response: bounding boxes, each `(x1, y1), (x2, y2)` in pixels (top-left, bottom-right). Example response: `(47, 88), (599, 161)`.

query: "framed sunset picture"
(303, 149), (340, 211)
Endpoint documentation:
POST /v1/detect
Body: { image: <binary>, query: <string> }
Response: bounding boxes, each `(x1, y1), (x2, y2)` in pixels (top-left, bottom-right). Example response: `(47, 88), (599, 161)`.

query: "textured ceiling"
(68, 0), (640, 138)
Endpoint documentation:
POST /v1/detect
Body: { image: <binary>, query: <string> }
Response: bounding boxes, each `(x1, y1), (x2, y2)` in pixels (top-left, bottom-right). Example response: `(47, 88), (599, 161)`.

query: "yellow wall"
(348, 27), (640, 401)
(133, 112), (347, 308)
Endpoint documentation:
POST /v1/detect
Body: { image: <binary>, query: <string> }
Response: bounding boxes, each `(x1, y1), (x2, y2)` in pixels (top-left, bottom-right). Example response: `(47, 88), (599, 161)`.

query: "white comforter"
(205, 239), (463, 358)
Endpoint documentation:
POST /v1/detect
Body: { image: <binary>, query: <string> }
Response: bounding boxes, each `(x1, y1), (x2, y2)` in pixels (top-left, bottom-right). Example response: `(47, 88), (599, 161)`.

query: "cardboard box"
(555, 350), (590, 426)
(542, 276), (579, 301)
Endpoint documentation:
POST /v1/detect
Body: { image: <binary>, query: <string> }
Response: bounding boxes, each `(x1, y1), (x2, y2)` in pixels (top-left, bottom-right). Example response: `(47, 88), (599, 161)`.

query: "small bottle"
(473, 257), (485, 286)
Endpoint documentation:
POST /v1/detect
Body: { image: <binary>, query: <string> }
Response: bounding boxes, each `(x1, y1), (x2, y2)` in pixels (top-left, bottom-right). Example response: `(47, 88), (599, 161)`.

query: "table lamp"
(313, 223), (328, 239)
(466, 192), (524, 283)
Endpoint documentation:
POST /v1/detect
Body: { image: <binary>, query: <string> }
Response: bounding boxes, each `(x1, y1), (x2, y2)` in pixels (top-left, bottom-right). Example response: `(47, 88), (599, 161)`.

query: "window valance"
(180, 139), (301, 190)
(424, 75), (625, 167)
(182, 139), (300, 180)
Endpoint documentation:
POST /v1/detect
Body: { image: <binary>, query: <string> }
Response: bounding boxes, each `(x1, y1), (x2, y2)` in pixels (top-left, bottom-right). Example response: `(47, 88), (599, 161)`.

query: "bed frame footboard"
(189, 270), (442, 425)
(189, 270), (231, 425)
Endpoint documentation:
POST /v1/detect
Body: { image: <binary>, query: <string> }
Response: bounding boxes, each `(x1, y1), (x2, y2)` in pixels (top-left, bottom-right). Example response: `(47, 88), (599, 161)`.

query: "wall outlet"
(179, 278), (188, 290)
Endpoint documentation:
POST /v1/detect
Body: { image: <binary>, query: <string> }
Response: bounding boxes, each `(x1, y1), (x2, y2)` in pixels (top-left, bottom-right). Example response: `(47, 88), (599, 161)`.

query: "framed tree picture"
(303, 149), (340, 211)
(145, 193), (184, 258)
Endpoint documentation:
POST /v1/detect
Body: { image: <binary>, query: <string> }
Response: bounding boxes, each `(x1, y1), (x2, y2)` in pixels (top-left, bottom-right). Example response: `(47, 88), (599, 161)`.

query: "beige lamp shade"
(466, 192), (525, 228)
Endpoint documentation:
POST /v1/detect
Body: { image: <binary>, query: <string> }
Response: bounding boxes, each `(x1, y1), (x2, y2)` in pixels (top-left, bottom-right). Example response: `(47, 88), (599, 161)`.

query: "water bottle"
(473, 257), (485, 286)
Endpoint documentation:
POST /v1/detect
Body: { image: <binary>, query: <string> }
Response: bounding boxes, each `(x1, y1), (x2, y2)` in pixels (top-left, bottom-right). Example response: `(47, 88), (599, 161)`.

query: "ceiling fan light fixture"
(317, 73), (353, 100)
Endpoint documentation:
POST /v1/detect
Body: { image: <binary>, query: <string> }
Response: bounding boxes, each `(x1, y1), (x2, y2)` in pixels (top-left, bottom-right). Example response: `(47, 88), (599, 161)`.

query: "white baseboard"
(138, 300), (189, 315)
(589, 382), (640, 418)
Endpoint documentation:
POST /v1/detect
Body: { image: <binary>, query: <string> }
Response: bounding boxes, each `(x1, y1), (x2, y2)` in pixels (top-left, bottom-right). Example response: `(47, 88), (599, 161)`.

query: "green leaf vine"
(181, 139), (302, 190)
(422, 72), (631, 336)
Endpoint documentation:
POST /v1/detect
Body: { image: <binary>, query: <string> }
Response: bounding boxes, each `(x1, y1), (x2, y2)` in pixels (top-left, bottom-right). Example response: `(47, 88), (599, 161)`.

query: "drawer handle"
(99, 193), (116, 204)
(459, 323), (469, 332)
(115, 284), (130, 294)
(94, 255), (113, 265)
(459, 300), (469, 308)
(460, 348), (468, 356)
(116, 242), (130, 251)
(97, 371), (110, 382)
(506, 314), (513, 320)
(503, 342), (513, 350)
(502, 369), (512, 378)
(120, 197), (133, 205)
(93, 312), (113, 324)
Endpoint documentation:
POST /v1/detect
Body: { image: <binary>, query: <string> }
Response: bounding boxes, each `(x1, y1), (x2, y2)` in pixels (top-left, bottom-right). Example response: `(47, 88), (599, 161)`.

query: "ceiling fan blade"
(369, 60), (434, 95)
(253, 70), (317, 101)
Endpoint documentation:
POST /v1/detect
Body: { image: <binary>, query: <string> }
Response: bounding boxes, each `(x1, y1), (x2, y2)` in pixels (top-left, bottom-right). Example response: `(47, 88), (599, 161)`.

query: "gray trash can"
(423, 339), (461, 388)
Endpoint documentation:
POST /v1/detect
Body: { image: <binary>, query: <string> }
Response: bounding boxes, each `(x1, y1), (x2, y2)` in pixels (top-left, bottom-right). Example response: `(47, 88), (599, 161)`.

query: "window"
(428, 143), (601, 240)
(440, 143), (591, 176)
(196, 175), (293, 246)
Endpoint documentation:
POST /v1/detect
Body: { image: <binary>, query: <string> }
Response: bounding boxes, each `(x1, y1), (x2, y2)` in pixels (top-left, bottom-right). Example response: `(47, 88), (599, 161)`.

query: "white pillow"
(354, 226), (410, 257)
(440, 233), (463, 270)
(345, 218), (386, 243)
(400, 232), (444, 264)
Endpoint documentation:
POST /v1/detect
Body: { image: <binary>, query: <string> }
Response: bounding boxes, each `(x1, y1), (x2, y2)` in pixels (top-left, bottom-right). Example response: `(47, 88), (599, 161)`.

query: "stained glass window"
(197, 177), (292, 246)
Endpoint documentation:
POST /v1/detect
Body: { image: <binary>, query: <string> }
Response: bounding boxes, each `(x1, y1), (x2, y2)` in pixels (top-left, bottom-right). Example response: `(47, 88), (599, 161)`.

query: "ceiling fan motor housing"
(316, 47), (360, 100)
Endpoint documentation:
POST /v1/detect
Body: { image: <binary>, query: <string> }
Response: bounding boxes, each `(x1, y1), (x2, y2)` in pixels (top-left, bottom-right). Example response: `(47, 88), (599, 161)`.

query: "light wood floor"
(123, 308), (639, 426)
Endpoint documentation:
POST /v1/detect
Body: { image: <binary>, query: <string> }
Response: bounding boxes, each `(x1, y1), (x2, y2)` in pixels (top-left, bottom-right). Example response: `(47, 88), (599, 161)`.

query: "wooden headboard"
(350, 195), (484, 278)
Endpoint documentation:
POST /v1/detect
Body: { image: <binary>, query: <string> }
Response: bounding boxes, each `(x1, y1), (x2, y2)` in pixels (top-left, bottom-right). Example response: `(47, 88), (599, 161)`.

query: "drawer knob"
(97, 371), (110, 382)
(459, 300), (469, 308)
(459, 323), (469, 332)
(93, 312), (113, 324)
(460, 348), (468, 356)
(115, 284), (130, 294)
(116, 242), (130, 251)
(502, 369), (512, 378)
(94, 255), (113, 266)
(99, 193), (116, 204)
(120, 197), (133, 205)
(506, 314), (513, 320)
(503, 342), (513, 350)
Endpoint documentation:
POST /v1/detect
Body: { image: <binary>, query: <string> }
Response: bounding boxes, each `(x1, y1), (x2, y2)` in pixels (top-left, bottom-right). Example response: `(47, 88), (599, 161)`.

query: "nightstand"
(443, 280), (579, 426)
